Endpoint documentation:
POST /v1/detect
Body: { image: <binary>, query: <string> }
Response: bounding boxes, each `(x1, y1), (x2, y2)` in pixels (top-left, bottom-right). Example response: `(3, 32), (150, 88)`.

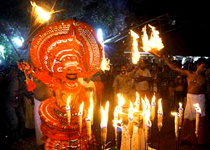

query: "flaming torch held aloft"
(194, 103), (201, 137)
(141, 24), (164, 57)
(130, 30), (140, 64)
(66, 95), (71, 124)
(22, 1), (59, 49)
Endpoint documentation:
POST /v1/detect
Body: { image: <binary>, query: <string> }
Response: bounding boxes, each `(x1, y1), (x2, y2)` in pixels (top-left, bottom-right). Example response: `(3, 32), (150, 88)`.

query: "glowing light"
(101, 101), (109, 128)
(13, 37), (24, 47)
(141, 24), (164, 53)
(98, 28), (110, 71)
(130, 30), (140, 64)
(31, 1), (54, 24)
(0, 45), (5, 59)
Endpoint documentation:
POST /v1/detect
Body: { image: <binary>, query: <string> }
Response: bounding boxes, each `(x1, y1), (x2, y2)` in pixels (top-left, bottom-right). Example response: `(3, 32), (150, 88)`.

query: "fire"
(128, 101), (134, 120)
(194, 103), (201, 114)
(130, 30), (140, 64)
(87, 92), (94, 120)
(117, 94), (125, 108)
(141, 24), (164, 53)
(171, 112), (178, 116)
(100, 51), (110, 71)
(179, 102), (183, 110)
(151, 94), (156, 106)
(158, 99), (163, 113)
(79, 102), (84, 115)
(134, 92), (140, 111)
(66, 95), (71, 108)
(101, 101), (109, 128)
(31, 1), (54, 24)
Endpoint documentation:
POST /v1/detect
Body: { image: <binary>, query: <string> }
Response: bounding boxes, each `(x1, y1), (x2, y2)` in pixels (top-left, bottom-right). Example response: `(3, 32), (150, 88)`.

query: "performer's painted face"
(52, 52), (82, 82)
(65, 67), (78, 80)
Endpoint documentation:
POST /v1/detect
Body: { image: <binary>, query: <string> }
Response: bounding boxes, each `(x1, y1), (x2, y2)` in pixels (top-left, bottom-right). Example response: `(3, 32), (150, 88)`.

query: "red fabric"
(94, 81), (104, 102)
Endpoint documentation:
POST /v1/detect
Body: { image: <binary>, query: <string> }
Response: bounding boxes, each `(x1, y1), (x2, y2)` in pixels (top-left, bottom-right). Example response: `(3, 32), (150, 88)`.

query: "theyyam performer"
(18, 19), (103, 149)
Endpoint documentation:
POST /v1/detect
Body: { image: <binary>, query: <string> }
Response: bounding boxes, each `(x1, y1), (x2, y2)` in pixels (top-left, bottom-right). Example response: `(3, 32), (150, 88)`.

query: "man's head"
(196, 58), (208, 74)
(140, 60), (146, 70)
(120, 65), (127, 75)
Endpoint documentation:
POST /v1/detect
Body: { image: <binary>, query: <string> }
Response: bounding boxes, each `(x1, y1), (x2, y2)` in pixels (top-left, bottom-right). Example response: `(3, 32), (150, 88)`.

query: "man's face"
(197, 63), (207, 74)
(121, 66), (127, 74)
(140, 62), (146, 70)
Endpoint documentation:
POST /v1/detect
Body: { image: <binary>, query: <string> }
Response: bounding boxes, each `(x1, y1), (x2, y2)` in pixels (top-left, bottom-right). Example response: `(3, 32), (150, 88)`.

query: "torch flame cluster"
(130, 24), (164, 64)
(30, 1), (54, 24)
(142, 24), (164, 52)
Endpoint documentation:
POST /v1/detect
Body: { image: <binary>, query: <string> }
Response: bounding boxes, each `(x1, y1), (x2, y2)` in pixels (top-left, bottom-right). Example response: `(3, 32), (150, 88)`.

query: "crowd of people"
(0, 55), (210, 149)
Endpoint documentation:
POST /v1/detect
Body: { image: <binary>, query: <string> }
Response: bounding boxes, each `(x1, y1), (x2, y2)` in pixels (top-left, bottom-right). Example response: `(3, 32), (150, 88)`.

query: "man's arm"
(164, 56), (189, 76)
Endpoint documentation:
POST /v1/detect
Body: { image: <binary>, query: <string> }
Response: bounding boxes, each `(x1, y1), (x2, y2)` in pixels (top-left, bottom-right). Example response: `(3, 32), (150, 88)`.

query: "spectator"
(94, 74), (104, 105)
(5, 67), (25, 144)
(113, 65), (136, 105)
(150, 63), (161, 98)
(135, 59), (152, 99)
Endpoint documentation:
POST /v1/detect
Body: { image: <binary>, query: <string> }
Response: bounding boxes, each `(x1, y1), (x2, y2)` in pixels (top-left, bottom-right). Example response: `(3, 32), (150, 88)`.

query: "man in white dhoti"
(33, 79), (54, 146)
(165, 56), (208, 145)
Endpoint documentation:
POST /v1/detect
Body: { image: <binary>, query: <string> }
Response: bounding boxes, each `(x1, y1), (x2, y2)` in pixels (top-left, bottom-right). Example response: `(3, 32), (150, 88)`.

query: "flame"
(130, 30), (140, 64)
(101, 101), (109, 128)
(128, 101), (134, 120)
(114, 106), (119, 119)
(79, 102), (84, 115)
(151, 93), (156, 106)
(66, 95), (71, 108)
(171, 112), (178, 116)
(87, 92), (93, 120)
(113, 119), (122, 128)
(144, 95), (151, 110)
(194, 103), (201, 114)
(141, 24), (164, 52)
(117, 94), (125, 108)
(141, 98), (146, 115)
(100, 49), (110, 71)
(179, 102), (183, 110)
(134, 92), (140, 110)
(158, 99), (163, 113)
(31, 1), (54, 24)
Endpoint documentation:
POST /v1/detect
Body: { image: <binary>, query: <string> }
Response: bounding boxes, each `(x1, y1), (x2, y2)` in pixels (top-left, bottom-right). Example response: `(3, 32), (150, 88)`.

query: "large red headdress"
(29, 20), (103, 78)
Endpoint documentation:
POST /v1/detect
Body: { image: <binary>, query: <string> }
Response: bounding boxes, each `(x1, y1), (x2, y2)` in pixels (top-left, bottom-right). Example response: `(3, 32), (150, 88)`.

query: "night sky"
(0, 0), (209, 56)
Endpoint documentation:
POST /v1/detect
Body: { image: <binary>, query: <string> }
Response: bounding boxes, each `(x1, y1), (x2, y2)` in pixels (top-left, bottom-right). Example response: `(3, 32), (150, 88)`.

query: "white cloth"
(135, 68), (151, 91)
(34, 98), (43, 145)
(184, 93), (206, 120)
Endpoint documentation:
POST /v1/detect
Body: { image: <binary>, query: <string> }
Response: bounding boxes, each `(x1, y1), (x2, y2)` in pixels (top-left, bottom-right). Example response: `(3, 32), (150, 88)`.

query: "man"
(164, 56), (208, 145)
(113, 65), (137, 105)
(135, 59), (152, 99)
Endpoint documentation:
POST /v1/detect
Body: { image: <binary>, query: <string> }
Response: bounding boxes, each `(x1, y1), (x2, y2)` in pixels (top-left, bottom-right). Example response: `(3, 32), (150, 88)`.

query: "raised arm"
(164, 56), (189, 76)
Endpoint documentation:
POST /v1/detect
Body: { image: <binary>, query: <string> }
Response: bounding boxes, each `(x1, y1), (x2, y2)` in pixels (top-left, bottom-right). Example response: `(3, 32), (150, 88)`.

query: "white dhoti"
(184, 93), (206, 120)
(34, 98), (43, 145)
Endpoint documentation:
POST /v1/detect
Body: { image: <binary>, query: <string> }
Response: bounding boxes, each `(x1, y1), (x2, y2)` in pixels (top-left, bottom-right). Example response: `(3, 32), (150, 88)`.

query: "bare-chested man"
(164, 56), (208, 145)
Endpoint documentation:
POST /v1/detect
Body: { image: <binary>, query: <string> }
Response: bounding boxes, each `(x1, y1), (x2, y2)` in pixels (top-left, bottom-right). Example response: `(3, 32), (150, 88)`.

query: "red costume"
(19, 20), (103, 149)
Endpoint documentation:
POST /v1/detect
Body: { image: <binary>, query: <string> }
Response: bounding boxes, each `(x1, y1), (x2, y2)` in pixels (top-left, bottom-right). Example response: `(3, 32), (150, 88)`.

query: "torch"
(178, 103), (184, 129)
(101, 101), (109, 149)
(194, 103), (201, 137)
(66, 95), (71, 124)
(157, 99), (163, 131)
(78, 102), (84, 133)
(141, 24), (164, 58)
(130, 30), (140, 64)
(128, 101), (134, 150)
(171, 112), (180, 150)
(150, 94), (156, 122)
(134, 92), (140, 111)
